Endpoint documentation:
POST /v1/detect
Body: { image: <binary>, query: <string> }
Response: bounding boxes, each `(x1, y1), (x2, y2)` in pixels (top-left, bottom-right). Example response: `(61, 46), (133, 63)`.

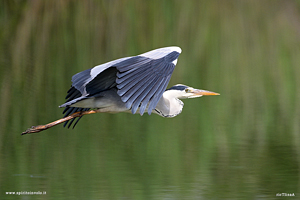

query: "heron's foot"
(21, 125), (48, 135)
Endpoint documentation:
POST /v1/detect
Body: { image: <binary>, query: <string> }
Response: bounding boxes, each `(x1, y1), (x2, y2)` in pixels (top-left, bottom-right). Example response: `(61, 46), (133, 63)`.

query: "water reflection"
(2, 128), (299, 199)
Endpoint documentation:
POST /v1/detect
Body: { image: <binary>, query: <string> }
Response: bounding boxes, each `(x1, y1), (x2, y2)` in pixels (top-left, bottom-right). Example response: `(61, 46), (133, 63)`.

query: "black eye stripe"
(166, 85), (188, 91)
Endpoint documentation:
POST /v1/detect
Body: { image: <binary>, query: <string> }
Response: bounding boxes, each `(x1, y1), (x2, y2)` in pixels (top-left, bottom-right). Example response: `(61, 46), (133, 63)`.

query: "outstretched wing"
(114, 46), (181, 115)
(60, 46), (182, 126)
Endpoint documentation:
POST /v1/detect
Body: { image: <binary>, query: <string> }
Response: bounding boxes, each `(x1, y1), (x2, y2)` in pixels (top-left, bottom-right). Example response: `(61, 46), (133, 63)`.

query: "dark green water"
(1, 1), (299, 199)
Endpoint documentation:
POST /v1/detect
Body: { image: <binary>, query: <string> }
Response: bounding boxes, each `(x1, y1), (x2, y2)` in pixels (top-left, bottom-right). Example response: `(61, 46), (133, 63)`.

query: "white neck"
(153, 91), (184, 117)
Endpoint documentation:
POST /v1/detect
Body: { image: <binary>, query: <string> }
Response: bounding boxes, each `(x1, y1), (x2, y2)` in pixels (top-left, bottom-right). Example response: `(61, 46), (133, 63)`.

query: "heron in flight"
(22, 47), (219, 135)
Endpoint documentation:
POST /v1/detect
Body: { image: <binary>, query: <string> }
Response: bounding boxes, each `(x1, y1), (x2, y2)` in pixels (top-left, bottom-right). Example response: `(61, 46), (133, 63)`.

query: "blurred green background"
(1, 0), (300, 199)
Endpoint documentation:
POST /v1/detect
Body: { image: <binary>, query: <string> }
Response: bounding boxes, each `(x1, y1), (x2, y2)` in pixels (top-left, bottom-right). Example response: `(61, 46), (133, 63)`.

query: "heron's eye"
(185, 88), (191, 93)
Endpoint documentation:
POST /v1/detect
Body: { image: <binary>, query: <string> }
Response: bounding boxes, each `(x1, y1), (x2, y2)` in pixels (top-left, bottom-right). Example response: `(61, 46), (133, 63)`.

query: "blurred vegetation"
(0, 0), (300, 199)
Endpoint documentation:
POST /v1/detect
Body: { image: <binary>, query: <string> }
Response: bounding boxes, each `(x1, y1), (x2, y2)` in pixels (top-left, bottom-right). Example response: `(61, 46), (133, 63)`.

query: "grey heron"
(22, 47), (219, 135)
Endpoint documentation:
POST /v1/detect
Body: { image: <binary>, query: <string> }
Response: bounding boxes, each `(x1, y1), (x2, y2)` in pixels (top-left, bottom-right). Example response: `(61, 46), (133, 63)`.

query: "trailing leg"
(21, 110), (100, 135)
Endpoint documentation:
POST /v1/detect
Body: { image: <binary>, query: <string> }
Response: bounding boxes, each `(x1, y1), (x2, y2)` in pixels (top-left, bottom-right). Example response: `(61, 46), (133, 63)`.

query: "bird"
(22, 46), (219, 135)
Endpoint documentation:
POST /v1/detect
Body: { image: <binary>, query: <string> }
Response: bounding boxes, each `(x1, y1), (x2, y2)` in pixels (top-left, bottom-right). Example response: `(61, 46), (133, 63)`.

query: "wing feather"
(115, 48), (180, 115)
(114, 56), (150, 72)
(122, 72), (157, 104)
(115, 58), (151, 79)
(139, 78), (165, 114)
(116, 64), (153, 91)
(130, 76), (161, 114)
(148, 75), (172, 114)
(119, 59), (167, 108)
(117, 65), (155, 96)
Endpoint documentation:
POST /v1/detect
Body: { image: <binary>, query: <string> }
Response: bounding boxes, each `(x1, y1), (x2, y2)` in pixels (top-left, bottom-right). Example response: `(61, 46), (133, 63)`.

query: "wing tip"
(168, 46), (182, 54)
(155, 46), (182, 54)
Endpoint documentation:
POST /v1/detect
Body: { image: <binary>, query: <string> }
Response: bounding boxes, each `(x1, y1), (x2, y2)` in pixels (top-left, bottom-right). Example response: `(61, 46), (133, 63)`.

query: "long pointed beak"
(194, 89), (220, 96)
(190, 89), (220, 98)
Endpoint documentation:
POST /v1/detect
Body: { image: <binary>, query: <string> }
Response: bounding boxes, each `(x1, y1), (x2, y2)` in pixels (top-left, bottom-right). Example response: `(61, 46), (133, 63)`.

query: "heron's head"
(165, 84), (220, 99)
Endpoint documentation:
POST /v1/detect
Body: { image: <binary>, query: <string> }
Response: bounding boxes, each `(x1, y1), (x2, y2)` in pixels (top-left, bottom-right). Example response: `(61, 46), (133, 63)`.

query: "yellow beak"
(190, 89), (220, 98)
